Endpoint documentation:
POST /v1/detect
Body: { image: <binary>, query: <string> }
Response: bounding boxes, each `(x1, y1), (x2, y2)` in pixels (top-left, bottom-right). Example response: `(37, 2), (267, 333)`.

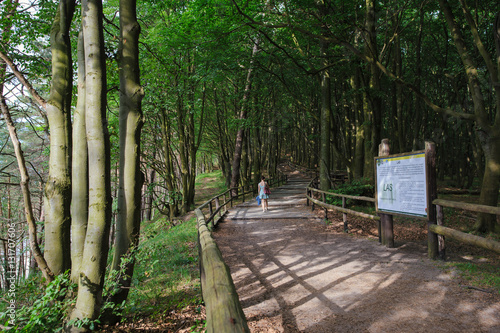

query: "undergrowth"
(0, 170), (226, 332)
(124, 216), (202, 319)
(325, 178), (374, 207)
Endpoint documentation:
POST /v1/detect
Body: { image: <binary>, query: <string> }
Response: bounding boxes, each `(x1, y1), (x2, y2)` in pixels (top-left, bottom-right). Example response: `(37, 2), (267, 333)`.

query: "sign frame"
(374, 150), (428, 219)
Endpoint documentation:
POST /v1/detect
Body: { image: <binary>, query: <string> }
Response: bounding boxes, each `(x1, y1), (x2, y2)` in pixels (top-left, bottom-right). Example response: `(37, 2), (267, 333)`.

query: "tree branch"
(0, 49), (47, 109)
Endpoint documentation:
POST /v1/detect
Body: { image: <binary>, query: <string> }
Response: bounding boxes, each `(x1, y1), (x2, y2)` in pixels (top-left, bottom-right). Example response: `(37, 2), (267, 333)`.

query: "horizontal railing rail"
(305, 178), (379, 234)
(431, 198), (500, 257)
(195, 206), (250, 333)
(303, 177), (500, 257)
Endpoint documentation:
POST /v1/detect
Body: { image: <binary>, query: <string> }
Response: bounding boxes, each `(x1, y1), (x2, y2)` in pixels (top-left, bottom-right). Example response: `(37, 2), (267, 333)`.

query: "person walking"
(258, 176), (270, 212)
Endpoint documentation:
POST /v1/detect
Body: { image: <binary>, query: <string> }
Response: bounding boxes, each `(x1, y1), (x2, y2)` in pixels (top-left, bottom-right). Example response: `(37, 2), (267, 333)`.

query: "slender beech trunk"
(1, 88), (53, 284)
(160, 110), (179, 219)
(394, 19), (404, 153)
(319, 36), (331, 191)
(177, 101), (190, 213)
(70, 29), (88, 284)
(351, 64), (364, 179)
(412, 9), (424, 150)
(230, 38), (260, 194)
(0, 0), (53, 283)
(252, 127), (261, 191)
(362, 0), (380, 181)
(70, 0), (111, 328)
(110, 0), (144, 306)
(44, 0), (75, 277)
(215, 91), (232, 187)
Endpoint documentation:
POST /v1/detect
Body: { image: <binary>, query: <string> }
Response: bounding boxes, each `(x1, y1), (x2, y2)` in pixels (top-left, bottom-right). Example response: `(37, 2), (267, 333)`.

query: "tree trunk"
(110, 0), (144, 308)
(363, 0), (380, 181)
(230, 38), (259, 194)
(177, 101), (190, 214)
(0, 0), (53, 283)
(394, 19), (404, 153)
(351, 30), (364, 179)
(44, 0), (75, 277)
(319, 37), (331, 191)
(1, 85), (54, 284)
(70, 0), (111, 328)
(71, 29), (88, 284)
(439, 0), (500, 233)
(160, 109), (180, 219)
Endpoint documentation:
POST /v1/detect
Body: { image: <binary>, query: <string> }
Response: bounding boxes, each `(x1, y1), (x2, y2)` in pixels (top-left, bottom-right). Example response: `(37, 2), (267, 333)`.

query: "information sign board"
(375, 151), (427, 218)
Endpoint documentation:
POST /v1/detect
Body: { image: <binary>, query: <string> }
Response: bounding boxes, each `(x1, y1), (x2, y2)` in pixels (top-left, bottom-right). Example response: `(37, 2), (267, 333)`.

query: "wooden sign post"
(378, 139), (394, 248)
(426, 141), (439, 259)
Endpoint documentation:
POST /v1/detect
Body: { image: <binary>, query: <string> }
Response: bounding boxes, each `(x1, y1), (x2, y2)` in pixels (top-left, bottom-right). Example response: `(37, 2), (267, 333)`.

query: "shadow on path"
(213, 171), (500, 333)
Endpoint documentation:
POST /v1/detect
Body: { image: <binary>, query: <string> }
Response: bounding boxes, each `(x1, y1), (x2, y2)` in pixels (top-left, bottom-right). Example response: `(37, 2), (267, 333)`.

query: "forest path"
(213, 165), (500, 333)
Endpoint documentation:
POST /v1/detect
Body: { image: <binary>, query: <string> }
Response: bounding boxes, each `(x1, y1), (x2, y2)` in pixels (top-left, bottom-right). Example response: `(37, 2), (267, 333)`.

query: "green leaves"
(0, 271), (76, 332)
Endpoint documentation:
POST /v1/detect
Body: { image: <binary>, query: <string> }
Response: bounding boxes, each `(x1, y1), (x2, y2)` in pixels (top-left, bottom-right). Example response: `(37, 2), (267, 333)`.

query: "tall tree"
(230, 38), (260, 193)
(70, 0), (111, 327)
(70, 29), (88, 283)
(318, 1), (332, 191)
(110, 0), (144, 306)
(43, 0), (75, 276)
(438, 0), (500, 232)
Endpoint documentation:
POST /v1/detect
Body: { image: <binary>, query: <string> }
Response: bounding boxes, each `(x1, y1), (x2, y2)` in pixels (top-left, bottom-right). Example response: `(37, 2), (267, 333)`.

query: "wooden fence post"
(223, 194), (227, 213)
(378, 139), (394, 248)
(426, 141), (439, 259)
(215, 197), (220, 222)
(209, 201), (214, 229)
(342, 197), (348, 233)
(322, 192), (328, 220)
(437, 204), (445, 260)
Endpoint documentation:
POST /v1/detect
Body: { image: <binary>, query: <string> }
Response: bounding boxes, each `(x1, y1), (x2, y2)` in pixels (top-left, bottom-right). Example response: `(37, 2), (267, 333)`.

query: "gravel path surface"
(213, 170), (500, 333)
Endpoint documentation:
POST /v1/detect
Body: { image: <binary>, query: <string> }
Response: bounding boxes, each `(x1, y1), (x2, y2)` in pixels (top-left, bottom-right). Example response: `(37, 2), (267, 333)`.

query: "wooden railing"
(305, 179), (380, 236)
(304, 178), (500, 258)
(430, 199), (500, 258)
(195, 174), (287, 332)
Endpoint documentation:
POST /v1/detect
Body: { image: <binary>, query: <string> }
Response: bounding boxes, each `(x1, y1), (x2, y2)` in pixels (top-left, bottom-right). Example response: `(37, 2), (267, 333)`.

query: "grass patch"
(123, 170), (226, 321)
(194, 170), (227, 205)
(446, 261), (500, 294)
(124, 216), (202, 319)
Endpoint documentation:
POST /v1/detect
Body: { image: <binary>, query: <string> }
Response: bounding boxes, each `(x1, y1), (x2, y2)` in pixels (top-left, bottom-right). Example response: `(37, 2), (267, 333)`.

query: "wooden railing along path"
(306, 177), (500, 258)
(195, 173), (287, 332)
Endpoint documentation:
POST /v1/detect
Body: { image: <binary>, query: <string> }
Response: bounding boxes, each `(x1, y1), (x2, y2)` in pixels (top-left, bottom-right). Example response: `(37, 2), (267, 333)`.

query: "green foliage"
(325, 179), (374, 207)
(123, 217), (201, 319)
(446, 262), (500, 294)
(194, 170), (226, 189)
(0, 271), (76, 332)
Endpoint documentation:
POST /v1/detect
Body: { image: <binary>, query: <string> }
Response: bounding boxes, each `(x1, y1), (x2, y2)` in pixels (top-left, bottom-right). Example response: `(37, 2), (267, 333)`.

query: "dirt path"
(213, 169), (500, 332)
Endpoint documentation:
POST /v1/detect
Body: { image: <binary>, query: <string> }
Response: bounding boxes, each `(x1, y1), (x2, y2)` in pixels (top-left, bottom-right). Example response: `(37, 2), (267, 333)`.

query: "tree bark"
(362, 0), (381, 181)
(70, 0), (111, 328)
(319, 36), (331, 191)
(0, 0), (53, 283)
(44, 0), (76, 276)
(438, 0), (500, 233)
(230, 38), (260, 194)
(1, 84), (54, 284)
(71, 29), (88, 284)
(110, 0), (144, 307)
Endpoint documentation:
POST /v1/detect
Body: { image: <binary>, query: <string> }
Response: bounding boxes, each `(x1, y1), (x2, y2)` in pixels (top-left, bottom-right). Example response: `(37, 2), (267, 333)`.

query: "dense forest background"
(0, 0), (499, 331)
